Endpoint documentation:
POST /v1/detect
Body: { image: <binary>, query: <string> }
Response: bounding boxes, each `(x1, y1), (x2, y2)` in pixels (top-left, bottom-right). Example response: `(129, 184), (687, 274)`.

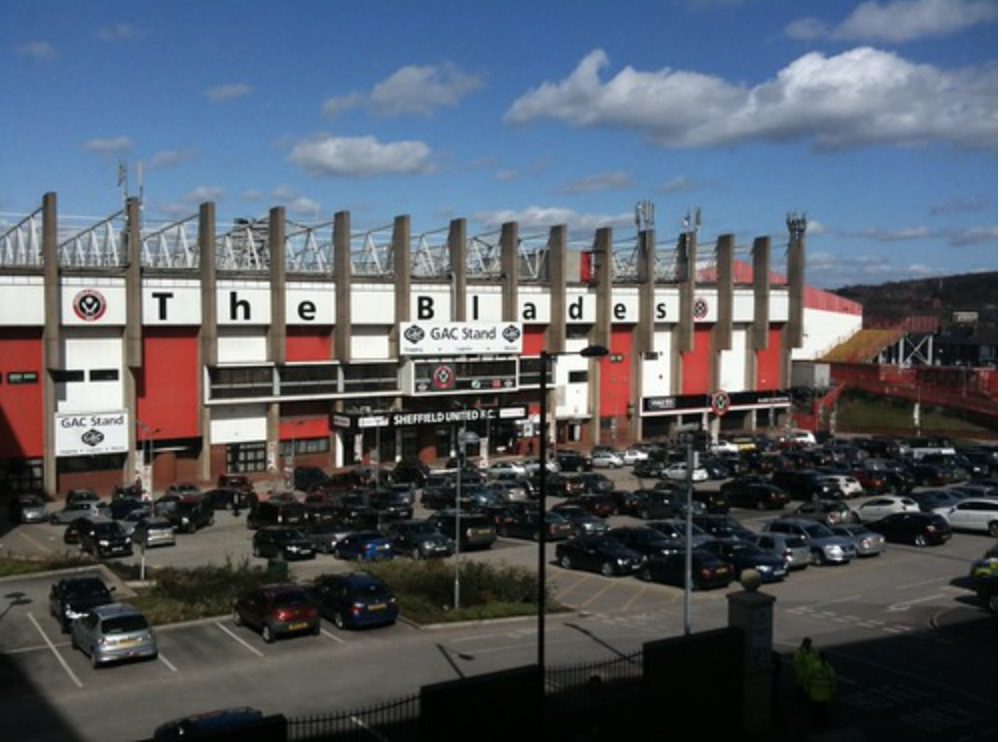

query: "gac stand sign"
(55, 411), (130, 457)
(400, 322), (523, 356)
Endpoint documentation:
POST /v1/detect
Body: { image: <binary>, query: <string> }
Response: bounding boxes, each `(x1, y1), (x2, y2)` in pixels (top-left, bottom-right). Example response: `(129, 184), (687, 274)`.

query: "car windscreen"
(19, 496), (45, 507)
(348, 581), (391, 599)
(65, 580), (109, 597)
(273, 592), (311, 608)
(805, 524), (833, 538)
(272, 530), (306, 543)
(93, 523), (124, 536)
(102, 614), (148, 634)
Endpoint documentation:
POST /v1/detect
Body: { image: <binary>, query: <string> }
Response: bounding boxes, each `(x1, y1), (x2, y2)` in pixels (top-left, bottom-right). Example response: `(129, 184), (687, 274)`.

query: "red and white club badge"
(73, 289), (107, 322)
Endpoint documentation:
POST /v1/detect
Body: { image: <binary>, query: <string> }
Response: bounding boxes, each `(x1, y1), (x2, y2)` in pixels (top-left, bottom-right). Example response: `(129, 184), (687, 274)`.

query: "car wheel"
(639, 566), (652, 582)
(989, 521), (998, 538)
(208, 516), (215, 527)
(334, 612), (346, 630)
(639, 509), (650, 520)
(560, 555), (573, 570)
(810, 550), (823, 566)
(70, 632), (78, 650)
(311, 623), (321, 636)
(261, 623), (274, 643)
(850, 512), (861, 524)
(411, 547), (422, 560)
(252, 544), (260, 558)
(600, 562), (614, 577)
(756, 500), (766, 511)
(913, 534), (927, 547)
(91, 650), (101, 669)
(232, 607), (243, 626)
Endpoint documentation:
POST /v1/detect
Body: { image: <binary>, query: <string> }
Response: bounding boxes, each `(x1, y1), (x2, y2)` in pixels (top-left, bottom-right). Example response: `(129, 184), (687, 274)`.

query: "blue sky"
(1, 0), (996, 288)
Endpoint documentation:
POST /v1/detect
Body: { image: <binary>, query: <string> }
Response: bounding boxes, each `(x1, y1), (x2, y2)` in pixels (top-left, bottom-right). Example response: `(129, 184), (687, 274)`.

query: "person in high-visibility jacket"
(793, 637), (819, 691)
(805, 651), (838, 724)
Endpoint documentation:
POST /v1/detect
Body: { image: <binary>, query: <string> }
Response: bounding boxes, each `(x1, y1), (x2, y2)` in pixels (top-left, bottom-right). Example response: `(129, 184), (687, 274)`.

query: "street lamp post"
(537, 345), (608, 705)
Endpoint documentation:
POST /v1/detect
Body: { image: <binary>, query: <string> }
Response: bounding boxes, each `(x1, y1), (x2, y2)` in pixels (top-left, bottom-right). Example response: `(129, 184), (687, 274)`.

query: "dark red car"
(232, 584), (320, 643)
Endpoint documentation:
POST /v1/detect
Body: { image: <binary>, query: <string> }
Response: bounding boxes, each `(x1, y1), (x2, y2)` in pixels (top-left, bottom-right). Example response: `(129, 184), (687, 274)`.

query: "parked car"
(204, 487), (256, 511)
(910, 489), (967, 513)
(11, 494), (48, 523)
(932, 498), (998, 537)
(644, 520), (714, 549)
(555, 535), (644, 576)
(66, 488), (101, 506)
(699, 539), (788, 583)
(792, 499), (860, 526)
(819, 474), (865, 498)
(690, 514), (757, 542)
(549, 503), (610, 537)
(691, 488), (730, 515)
(632, 459), (666, 478)
(232, 584), (320, 643)
(308, 573), (398, 630)
(751, 532), (811, 571)
(391, 459), (431, 488)
(621, 446), (650, 465)
(152, 708), (266, 741)
(554, 450), (592, 472)
(570, 472), (615, 494)
(383, 520), (454, 559)
(426, 511), (498, 551)
(486, 461), (527, 478)
(661, 462), (710, 483)
(251, 527), (316, 560)
(217, 473), (254, 494)
(332, 531), (394, 561)
(722, 482), (789, 511)
(829, 524), (886, 557)
(63, 517), (89, 545)
(78, 518), (133, 559)
(591, 450), (624, 469)
(109, 494), (148, 521)
(160, 495), (215, 533)
(762, 518), (857, 565)
(50, 500), (110, 525)
(247, 500), (308, 530)
(50, 576), (115, 632)
(854, 496), (921, 524)
(771, 469), (839, 501)
(70, 603), (157, 667)
(638, 549), (734, 590)
(117, 506), (155, 538)
(496, 508), (574, 541)
(164, 482), (202, 498)
(868, 512), (952, 546)
(131, 518), (177, 549)
(907, 462), (953, 487)
(575, 493), (618, 518)
(605, 526), (681, 561)
(630, 488), (705, 520)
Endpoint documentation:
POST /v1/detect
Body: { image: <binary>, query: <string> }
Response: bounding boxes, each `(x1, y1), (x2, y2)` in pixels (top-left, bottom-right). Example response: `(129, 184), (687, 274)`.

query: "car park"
(605, 526), (681, 561)
(829, 524), (886, 557)
(308, 573), (398, 630)
(11, 494), (48, 523)
(70, 603), (157, 667)
(637, 549), (734, 589)
(252, 527), (316, 560)
(555, 535), (643, 576)
(854, 496), (921, 523)
(751, 533), (811, 571)
(160, 495), (215, 533)
(427, 510), (498, 551)
(78, 518), (133, 558)
(762, 518), (858, 565)
(792, 499), (860, 526)
(549, 503), (610, 537)
(50, 500), (110, 525)
(232, 584), (320, 643)
(722, 482), (789, 511)
(383, 520), (454, 559)
(496, 508), (573, 541)
(932, 498), (998, 536)
(699, 539), (787, 583)
(131, 518), (177, 549)
(868, 512), (952, 546)
(50, 576), (116, 632)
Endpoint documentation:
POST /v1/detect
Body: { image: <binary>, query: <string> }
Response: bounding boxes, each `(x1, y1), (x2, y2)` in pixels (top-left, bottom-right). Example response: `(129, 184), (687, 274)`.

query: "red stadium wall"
(681, 327), (713, 395)
(520, 326), (547, 357)
(0, 329), (44, 458)
(286, 327), (333, 362)
(137, 328), (200, 440)
(756, 325), (784, 390)
(600, 326), (633, 418)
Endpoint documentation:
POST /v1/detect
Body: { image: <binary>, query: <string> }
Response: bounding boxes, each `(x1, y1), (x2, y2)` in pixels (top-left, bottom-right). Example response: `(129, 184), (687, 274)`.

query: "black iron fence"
(288, 695), (420, 741)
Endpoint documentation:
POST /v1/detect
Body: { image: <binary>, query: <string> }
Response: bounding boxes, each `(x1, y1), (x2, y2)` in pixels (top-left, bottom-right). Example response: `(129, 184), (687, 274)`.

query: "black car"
(109, 494), (147, 520)
(645, 519), (714, 548)
(308, 573), (398, 630)
(698, 457), (731, 480)
(203, 487), (256, 511)
(573, 472), (614, 494)
(638, 549), (735, 589)
(549, 503), (609, 537)
(605, 526), (680, 561)
(78, 519), (133, 558)
(384, 520), (454, 559)
(252, 527), (316, 560)
(391, 459), (430, 488)
(690, 514), (757, 542)
(292, 466), (330, 493)
(247, 500), (308, 530)
(426, 511), (497, 551)
(496, 508), (574, 541)
(554, 450), (592, 473)
(692, 488), (730, 514)
(721, 481), (790, 511)
(66, 488), (101, 506)
(555, 535), (643, 576)
(868, 512), (953, 546)
(906, 462), (953, 487)
(631, 488), (704, 520)
(910, 490), (966, 513)
(632, 459), (666, 478)
(160, 495), (215, 533)
(771, 469), (840, 501)
(49, 576), (115, 632)
(699, 539), (788, 583)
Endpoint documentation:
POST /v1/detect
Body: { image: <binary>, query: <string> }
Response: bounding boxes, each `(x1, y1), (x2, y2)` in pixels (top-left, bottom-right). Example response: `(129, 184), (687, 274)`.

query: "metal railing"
(288, 694), (420, 741)
(0, 208), (44, 267)
(142, 214), (199, 269)
(58, 209), (127, 268)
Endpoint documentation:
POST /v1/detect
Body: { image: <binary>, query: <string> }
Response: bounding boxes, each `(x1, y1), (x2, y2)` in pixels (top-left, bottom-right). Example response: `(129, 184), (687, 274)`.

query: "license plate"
(117, 638), (141, 648)
(369, 603), (386, 612)
(288, 622), (308, 631)
(716, 568), (729, 575)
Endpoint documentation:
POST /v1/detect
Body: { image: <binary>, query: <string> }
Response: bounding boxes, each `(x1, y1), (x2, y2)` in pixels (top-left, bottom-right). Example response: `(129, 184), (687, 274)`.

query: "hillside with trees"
(834, 271), (997, 325)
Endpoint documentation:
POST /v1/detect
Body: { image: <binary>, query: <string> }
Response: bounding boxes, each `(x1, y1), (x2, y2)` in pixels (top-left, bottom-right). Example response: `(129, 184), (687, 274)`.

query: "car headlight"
(64, 606), (85, 619)
(824, 544), (842, 555)
(98, 539), (110, 546)
(616, 557), (629, 565)
(181, 516), (190, 524)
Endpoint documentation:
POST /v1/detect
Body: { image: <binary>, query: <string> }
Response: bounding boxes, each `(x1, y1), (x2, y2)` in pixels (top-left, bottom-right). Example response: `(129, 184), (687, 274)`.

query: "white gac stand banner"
(55, 411), (130, 457)
(399, 322), (523, 356)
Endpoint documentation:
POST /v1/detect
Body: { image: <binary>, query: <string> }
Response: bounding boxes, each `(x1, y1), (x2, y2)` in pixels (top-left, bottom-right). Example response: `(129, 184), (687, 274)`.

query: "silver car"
(131, 518), (177, 549)
(71, 603), (158, 668)
(762, 518), (857, 565)
(49, 500), (110, 525)
(13, 494), (48, 523)
(830, 524), (886, 557)
(752, 532), (812, 571)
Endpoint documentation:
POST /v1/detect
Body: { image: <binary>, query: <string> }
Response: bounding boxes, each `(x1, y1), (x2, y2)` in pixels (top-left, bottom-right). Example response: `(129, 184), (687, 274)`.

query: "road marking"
(214, 621), (264, 657)
(554, 573), (590, 602)
(12, 528), (54, 553)
(896, 577), (951, 591)
(320, 628), (344, 644)
(621, 584), (650, 613)
(887, 593), (947, 612)
(577, 578), (623, 610)
(27, 612), (83, 689)
(158, 652), (178, 672)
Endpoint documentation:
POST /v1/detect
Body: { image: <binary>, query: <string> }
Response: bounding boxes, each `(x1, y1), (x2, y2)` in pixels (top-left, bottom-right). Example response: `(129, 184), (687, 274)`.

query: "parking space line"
(26, 612), (83, 689)
(577, 579), (622, 611)
(621, 584), (649, 613)
(554, 573), (591, 602)
(320, 628), (344, 644)
(214, 621), (264, 657)
(158, 652), (178, 672)
(12, 528), (56, 553)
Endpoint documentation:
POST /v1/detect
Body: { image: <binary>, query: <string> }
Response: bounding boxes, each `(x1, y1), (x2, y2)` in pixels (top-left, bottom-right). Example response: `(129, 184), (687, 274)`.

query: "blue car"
(333, 531), (395, 561)
(308, 573), (398, 630)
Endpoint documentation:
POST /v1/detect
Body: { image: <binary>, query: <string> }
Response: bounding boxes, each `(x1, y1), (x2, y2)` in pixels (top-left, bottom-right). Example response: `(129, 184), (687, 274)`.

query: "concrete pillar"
(390, 215), (411, 356)
(42, 193), (59, 496)
(334, 211), (352, 363)
(448, 219), (467, 321)
(727, 579), (777, 736)
(711, 234), (735, 394)
(501, 222), (518, 322)
(267, 207), (286, 485)
(673, 231), (696, 393)
(546, 225), (567, 353)
(633, 229), (656, 441)
(196, 202), (217, 481)
(752, 236), (770, 351)
(123, 198), (142, 480)
(590, 227), (612, 445)
(785, 216), (806, 350)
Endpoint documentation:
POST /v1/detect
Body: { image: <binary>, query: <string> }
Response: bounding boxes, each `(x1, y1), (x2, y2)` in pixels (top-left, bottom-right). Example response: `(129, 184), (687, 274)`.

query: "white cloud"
(472, 205), (634, 233)
(15, 41), (55, 60)
(98, 23), (140, 42)
(147, 149), (195, 170)
(658, 176), (698, 194)
(157, 186), (224, 218)
(854, 226), (932, 241)
(324, 63), (484, 118)
(948, 226), (997, 246)
(784, 17), (829, 41)
(834, 0), (996, 43)
(495, 169), (520, 182)
(505, 48), (997, 151)
(287, 197), (321, 217)
(288, 135), (434, 177)
(204, 83), (253, 102)
(562, 171), (634, 194)
(84, 136), (134, 155)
